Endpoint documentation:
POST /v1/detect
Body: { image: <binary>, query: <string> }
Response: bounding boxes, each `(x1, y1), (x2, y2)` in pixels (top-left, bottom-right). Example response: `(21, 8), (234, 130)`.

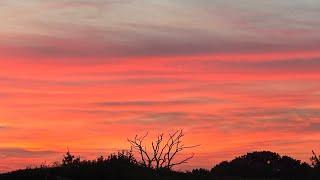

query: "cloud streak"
(96, 97), (218, 107)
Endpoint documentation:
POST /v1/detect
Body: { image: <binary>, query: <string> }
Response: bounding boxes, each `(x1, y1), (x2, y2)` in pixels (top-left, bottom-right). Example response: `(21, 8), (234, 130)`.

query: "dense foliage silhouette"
(1, 150), (320, 180)
(211, 151), (312, 178)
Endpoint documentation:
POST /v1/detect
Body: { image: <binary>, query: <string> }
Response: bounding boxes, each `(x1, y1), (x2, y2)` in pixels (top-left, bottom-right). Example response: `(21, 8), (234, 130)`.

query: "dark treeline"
(1, 150), (320, 180)
(1, 131), (320, 179)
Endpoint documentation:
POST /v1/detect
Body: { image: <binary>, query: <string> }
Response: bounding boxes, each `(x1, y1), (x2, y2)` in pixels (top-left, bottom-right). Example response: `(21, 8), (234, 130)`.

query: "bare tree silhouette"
(128, 129), (199, 170)
(311, 150), (320, 168)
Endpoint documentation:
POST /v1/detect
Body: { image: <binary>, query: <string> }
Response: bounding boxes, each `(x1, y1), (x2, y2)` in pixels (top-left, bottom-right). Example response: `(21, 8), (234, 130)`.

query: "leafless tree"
(311, 150), (320, 168)
(128, 129), (199, 169)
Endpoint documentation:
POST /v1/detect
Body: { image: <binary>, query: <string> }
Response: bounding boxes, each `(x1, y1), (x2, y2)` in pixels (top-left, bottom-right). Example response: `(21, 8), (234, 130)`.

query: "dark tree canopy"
(211, 151), (311, 178)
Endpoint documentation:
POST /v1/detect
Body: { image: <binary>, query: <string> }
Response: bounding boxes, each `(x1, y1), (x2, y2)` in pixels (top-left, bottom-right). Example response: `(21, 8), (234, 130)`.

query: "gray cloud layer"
(1, 0), (319, 59)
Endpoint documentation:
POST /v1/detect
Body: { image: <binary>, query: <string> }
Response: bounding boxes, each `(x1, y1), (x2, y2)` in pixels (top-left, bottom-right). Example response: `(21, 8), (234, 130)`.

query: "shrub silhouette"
(211, 151), (312, 178)
(62, 150), (81, 167)
(0, 150), (155, 180)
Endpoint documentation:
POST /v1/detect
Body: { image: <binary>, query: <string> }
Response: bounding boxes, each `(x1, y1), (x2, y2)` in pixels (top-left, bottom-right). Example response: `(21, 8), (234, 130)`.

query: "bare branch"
(311, 150), (320, 167)
(128, 129), (198, 170)
(168, 153), (195, 168)
(128, 132), (153, 168)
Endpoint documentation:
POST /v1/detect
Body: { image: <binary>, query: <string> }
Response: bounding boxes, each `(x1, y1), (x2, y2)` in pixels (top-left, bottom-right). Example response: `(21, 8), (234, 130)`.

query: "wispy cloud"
(0, 148), (58, 158)
(96, 97), (218, 107)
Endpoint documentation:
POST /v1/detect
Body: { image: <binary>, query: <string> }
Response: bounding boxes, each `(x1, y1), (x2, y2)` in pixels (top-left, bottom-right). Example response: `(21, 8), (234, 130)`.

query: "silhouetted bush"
(211, 151), (312, 179)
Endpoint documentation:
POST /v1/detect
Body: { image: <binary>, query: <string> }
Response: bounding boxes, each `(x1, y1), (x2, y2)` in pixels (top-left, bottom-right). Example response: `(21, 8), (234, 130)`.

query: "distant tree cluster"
(211, 151), (312, 178)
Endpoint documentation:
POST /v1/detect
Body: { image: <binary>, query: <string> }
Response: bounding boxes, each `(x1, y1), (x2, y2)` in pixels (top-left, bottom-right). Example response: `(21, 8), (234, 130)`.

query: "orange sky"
(1, 0), (320, 172)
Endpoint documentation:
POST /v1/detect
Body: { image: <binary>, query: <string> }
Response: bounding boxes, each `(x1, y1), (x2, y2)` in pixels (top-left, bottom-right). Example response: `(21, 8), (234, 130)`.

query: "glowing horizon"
(1, 0), (320, 172)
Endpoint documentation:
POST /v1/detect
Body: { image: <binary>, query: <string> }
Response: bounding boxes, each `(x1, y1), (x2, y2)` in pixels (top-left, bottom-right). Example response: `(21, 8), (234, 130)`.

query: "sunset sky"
(1, 0), (320, 172)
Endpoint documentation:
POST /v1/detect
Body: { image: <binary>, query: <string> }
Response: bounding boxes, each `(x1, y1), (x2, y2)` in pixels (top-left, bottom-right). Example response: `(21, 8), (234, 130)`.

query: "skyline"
(1, 0), (320, 172)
